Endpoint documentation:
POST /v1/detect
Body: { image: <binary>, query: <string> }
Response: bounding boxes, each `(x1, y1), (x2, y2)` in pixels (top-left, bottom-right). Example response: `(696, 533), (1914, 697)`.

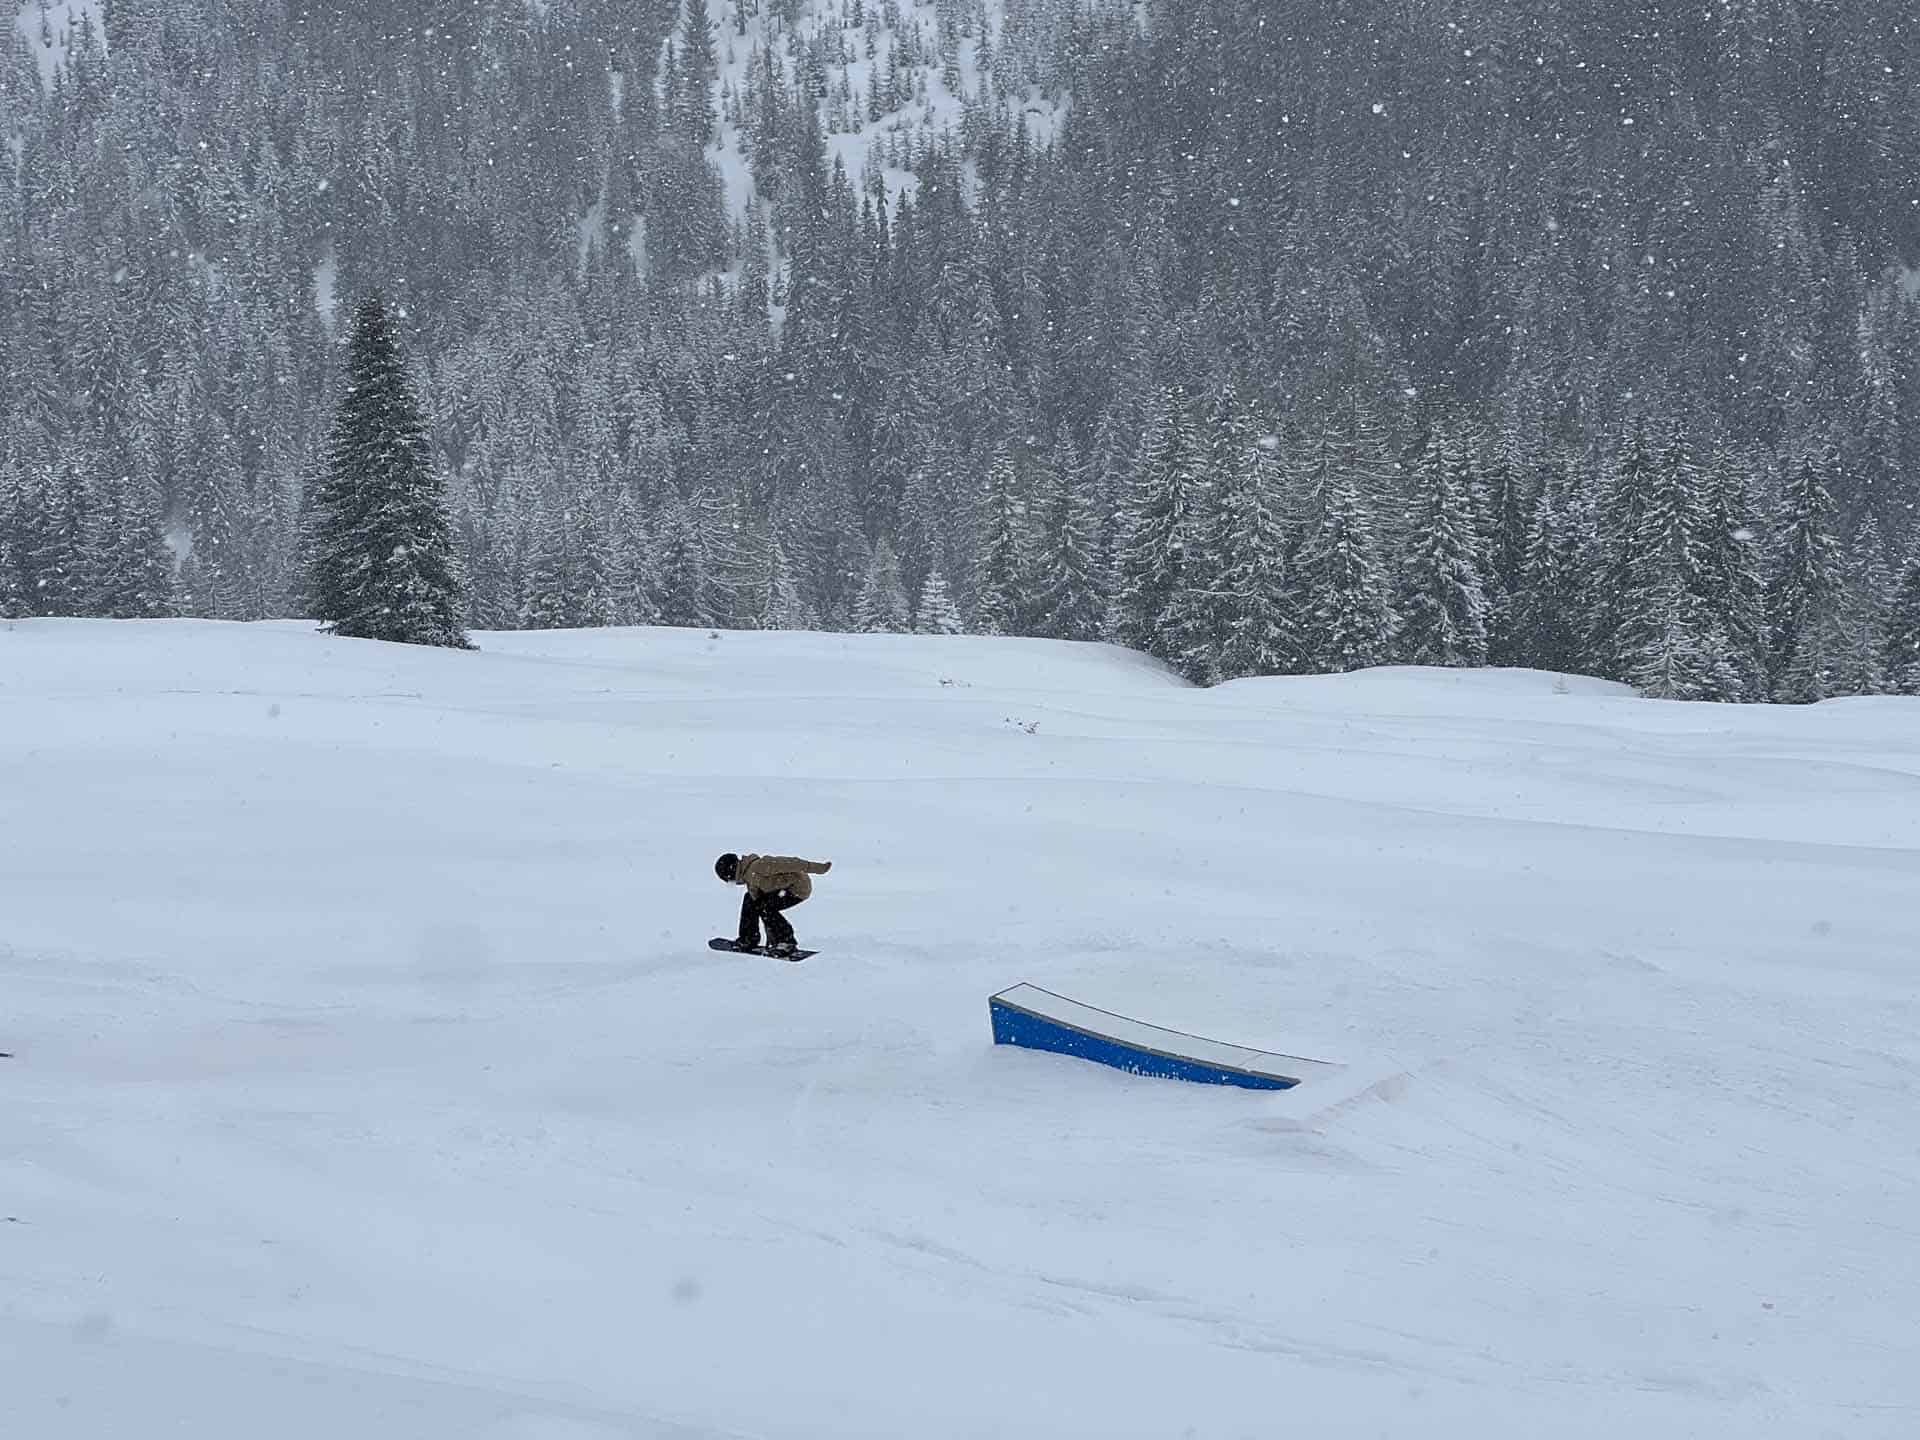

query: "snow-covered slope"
(12, 1), (100, 88)
(4, 620), (1918, 1438)
(709, 0), (1069, 221)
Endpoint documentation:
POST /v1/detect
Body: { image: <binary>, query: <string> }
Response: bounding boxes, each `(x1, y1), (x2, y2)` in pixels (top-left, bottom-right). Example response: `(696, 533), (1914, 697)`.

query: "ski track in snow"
(3, 619), (1919, 1438)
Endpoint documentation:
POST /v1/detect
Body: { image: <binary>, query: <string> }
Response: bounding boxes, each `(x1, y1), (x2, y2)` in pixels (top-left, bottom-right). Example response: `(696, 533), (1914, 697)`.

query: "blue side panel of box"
(989, 994), (1299, 1091)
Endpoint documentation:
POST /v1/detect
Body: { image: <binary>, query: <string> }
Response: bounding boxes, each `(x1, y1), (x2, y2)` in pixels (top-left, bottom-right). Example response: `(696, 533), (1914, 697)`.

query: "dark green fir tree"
(308, 295), (469, 648)
(1769, 448), (1844, 702)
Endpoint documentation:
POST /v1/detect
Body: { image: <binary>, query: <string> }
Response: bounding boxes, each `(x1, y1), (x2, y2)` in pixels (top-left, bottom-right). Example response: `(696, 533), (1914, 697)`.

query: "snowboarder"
(715, 852), (833, 956)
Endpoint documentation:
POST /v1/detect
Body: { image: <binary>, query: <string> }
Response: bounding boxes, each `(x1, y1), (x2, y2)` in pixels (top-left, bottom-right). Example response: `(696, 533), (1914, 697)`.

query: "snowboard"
(709, 937), (816, 962)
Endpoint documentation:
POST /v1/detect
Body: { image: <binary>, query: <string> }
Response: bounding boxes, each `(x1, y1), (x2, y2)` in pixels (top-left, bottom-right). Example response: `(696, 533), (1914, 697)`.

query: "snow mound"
(1212, 664), (1635, 708)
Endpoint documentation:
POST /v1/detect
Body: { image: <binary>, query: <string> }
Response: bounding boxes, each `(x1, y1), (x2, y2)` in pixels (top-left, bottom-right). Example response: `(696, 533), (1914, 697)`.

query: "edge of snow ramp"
(988, 984), (1341, 1092)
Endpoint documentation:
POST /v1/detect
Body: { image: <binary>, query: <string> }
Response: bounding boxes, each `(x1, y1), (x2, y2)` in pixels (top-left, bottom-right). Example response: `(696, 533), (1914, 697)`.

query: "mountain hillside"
(5, 2), (1920, 703)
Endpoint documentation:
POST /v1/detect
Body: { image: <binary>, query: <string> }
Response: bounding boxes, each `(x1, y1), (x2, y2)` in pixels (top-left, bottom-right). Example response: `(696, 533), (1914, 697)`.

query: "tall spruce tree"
(520, 490), (581, 630)
(1832, 515), (1893, 695)
(854, 536), (911, 633)
(1590, 422), (1662, 676)
(1031, 434), (1105, 642)
(972, 447), (1034, 636)
(1296, 411), (1397, 674)
(1620, 427), (1734, 699)
(1110, 389), (1202, 668)
(1884, 538), (1920, 696)
(1480, 434), (1535, 662)
(914, 567), (965, 635)
(0, 458), (25, 618)
(309, 295), (468, 648)
(1629, 574), (1740, 701)
(654, 495), (716, 628)
(22, 460), (86, 618)
(1769, 449), (1845, 702)
(1210, 433), (1302, 680)
(759, 535), (814, 631)
(1511, 454), (1592, 677)
(1167, 392), (1262, 683)
(79, 467), (176, 619)
(1398, 429), (1490, 667)
(573, 502), (615, 628)
(609, 489), (661, 627)
(1694, 454), (1769, 700)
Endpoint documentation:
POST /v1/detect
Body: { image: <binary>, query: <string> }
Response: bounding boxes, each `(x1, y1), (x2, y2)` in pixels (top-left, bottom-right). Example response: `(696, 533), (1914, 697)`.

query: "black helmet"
(714, 852), (739, 882)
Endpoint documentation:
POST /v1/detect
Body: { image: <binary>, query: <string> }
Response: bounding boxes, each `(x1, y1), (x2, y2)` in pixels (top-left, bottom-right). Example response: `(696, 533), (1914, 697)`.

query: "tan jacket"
(735, 854), (832, 901)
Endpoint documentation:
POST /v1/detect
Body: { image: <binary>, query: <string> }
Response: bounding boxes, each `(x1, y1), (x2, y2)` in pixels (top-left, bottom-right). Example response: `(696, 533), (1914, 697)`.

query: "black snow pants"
(738, 888), (804, 948)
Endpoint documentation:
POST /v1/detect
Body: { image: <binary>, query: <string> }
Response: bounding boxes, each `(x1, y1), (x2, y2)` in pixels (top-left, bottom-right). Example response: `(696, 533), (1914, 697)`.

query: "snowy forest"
(4, 0), (1920, 700)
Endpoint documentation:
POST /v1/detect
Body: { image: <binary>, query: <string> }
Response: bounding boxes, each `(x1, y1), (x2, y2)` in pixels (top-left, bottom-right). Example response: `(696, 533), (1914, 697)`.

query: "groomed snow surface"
(4, 620), (1918, 1438)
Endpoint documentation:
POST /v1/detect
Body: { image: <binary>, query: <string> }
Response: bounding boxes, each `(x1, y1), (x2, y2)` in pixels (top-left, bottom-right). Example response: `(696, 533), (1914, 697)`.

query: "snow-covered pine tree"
(1210, 431), (1302, 680)
(216, 469), (277, 623)
(1109, 389), (1202, 666)
(1479, 431), (1534, 662)
(674, 0), (719, 148)
(1588, 421), (1661, 678)
(897, 460), (953, 609)
(1693, 453), (1769, 700)
(1645, 427), (1711, 592)
(1030, 433), (1105, 642)
(1628, 573), (1740, 701)
(853, 536), (912, 632)
(0, 458), (25, 618)
(1621, 426), (1734, 699)
(790, 464), (864, 632)
(457, 502), (503, 630)
(309, 295), (468, 648)
(722, 505), (774, 630)
(972, 446), (1034, 636)
(20, 459), (86, 618)
(1082, 407), (1138, 596)
(760, 534), (815, 631)
(914, 566), (965, 635)
(1510, 454), (1591, 676)
(1165, 387), (1257, 683)
(699, 486), (761, 629)
(1830, 514), (1893, 695)
(573, 501), (615, 628)
(654, 494), (716, 628)
(1884, 538), (1920, 696)
(79, 466), (175, 619)
(177, 448), (252, 621)
(1769, 448), (1845, 702)
(1397, 428), (1490, 667)
(519, 490), (579, 630)
(1295, 409), (1397, 674)
(608, 487), (660, 627)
